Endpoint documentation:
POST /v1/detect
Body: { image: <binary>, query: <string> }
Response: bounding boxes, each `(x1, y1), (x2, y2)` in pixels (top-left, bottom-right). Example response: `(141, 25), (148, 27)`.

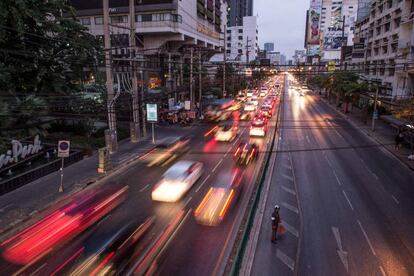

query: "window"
(238, 36), (243, 40)
(111, 16), (127, 24)
(227, 43), (231, 47)
(80, 17), (91, 25)
(141, 14), (152, 22)
(227, 29), (231, 33)
(95, 17), (103, 25)
(238, 29), (243, 33)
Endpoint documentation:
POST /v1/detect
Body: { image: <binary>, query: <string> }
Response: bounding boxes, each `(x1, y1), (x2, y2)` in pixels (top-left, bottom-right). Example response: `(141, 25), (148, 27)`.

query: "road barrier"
(226, 80), (285, 275)
(0, 151), (83, 196)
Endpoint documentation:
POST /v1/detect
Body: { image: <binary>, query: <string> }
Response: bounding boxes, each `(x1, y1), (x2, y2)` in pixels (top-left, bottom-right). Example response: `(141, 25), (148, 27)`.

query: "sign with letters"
(0, 135), (43, 169)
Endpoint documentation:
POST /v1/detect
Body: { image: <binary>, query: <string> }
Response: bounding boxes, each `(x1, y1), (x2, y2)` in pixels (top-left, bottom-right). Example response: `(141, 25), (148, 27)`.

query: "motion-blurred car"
(194, 169), (243, 226)
(147, 136), (190, 167)
(240, 111), (252, 121)
(244, 103), (256, 112)
(215, 125), (239, 142)
(258, 107), (272, 118)
(152, 161), (204, 202)
(246, 90), (254, 97)
(234, 142), (258, 165)
(250, 119), (267, 137)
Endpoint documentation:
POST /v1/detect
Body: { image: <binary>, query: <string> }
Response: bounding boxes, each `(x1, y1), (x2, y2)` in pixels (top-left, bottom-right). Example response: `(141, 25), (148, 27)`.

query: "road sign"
(373, 111), (378, 120)
(146, 104), (158, 122)
(327, 61), (336, 72)
(58, 140), (70, 158)
(185, 100), (191, 111)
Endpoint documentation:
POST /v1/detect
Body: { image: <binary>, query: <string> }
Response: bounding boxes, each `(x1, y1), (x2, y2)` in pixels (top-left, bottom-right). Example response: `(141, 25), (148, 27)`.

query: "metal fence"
(0, 151), (83, 196)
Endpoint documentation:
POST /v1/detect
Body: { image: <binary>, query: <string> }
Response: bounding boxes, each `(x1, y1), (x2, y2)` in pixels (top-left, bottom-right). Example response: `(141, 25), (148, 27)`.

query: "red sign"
(187, 111), (196, 119)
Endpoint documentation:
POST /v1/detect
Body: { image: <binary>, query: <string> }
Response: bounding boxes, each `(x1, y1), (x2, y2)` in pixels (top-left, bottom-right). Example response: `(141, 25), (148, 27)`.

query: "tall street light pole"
(223, 24), (226, 98)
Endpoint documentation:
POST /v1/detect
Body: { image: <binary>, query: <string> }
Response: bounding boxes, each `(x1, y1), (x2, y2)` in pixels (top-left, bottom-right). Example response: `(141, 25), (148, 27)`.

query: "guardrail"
(0, 151), (83, 196)
(226, 80), (285, 275)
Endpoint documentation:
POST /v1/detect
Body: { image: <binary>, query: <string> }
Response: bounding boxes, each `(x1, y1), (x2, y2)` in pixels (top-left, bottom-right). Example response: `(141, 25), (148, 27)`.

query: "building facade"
(228, 0), (253, 27)
(293, 50), (307, 64)
(350, 0), (414, 100)
(264, 42), (275, 52)
(305, 0), (359, 62)
(225, 16), (259, 63)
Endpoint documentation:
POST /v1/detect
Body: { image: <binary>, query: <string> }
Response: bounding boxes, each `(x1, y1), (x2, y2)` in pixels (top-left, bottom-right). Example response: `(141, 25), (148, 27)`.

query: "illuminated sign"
(197, 23), (220, 39)
(0, 135), (43, 169)
(306, 0), (322, 45)
(148, 77), (161, 89)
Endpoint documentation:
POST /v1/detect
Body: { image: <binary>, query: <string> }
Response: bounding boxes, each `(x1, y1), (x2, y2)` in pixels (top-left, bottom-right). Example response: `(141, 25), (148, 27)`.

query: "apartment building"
(69, 0), (227, 89)
(225, 16), (259, 63)
(351, 0), (414, 100)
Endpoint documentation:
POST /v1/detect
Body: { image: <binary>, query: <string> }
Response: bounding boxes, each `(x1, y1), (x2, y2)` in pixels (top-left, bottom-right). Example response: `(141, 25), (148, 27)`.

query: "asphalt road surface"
(250, 75), (414, 276)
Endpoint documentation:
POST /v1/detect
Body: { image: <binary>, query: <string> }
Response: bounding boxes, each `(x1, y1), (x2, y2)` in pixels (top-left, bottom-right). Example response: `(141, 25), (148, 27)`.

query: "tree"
(0, 0), (103, 140)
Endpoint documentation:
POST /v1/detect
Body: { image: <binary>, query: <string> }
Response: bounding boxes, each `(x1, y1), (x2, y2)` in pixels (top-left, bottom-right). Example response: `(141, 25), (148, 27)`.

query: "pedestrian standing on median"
(271, 205), (281, 243)
(395, 129), (404, 150)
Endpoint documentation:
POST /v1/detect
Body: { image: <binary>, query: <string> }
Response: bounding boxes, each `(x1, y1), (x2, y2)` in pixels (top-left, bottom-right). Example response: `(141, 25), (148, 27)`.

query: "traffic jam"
(0, 76), (284, 275)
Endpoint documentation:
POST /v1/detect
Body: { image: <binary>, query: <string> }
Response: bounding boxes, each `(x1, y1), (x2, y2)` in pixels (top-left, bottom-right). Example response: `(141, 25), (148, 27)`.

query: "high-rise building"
(264, 43), (274, 52)
(225, 16), (259, 63)
(228, 0), (254, 27)
(305, 0), (359, 61)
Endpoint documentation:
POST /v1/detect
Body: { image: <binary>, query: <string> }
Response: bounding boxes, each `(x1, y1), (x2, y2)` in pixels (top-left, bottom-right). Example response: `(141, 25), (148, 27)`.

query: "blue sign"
(373, 111), (378, 120)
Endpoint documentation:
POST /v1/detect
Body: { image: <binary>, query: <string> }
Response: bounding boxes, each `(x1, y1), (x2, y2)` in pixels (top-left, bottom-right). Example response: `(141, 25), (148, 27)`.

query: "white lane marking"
(0, 203), (13, 213)
(342, 190), (354, 211)
(391, 195), (399, 205)
(332, 170), (342, 186)
(195, 174), (211, 193)
(30, 262), (48, 275)
(281, 202), (299, 214)
(281, 185), (296, 196)
(281, 173), (294, 182)
(212, 159), (223, 173)
(139, 184), (150, 193)
(379, 265), (387, 276)
(276, 249), (295, 271)
(183, 196), (192, 208)
(359, 158), (379, 180)
(282, 221), (299, 237)
(357, 219), (377, 256)
(306, 135), (311, 144)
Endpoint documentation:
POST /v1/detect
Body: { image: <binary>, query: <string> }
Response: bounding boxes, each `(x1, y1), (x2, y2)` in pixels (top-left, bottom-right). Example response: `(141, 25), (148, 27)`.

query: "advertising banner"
(306, 0), (322, 45)
(323, 1), (345, 50)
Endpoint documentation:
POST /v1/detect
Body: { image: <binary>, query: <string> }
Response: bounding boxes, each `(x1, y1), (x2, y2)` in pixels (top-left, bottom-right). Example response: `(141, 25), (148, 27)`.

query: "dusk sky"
(254, 0), (309, 59)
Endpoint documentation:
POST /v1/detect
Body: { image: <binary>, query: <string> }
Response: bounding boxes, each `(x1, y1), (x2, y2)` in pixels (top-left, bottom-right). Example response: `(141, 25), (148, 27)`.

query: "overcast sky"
(254, 0), (309, 59)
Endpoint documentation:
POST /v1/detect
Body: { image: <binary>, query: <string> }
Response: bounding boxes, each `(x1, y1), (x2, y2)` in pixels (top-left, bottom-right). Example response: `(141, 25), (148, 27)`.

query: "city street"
(0, 81), (281, 275)
(248, 76), (414, 276)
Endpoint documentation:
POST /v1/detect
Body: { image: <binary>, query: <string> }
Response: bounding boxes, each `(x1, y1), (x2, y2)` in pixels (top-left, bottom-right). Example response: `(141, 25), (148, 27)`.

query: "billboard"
(323, 1), (345, 50)
(306, 0), (322, 45)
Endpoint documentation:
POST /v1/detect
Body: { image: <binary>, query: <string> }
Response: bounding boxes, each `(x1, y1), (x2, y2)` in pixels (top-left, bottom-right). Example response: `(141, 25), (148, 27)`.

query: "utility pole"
(198, 50), (202, 118)
(141, 70), (147, 137)
(223, 24), (226, 98)
(168, 52), (172, 91)
(190, 47), (194, 110)
(103, 0), (117, 153)
(340, 15), (346, 68)
(129, 0), (140, 142)
(371, 86), (379, 132)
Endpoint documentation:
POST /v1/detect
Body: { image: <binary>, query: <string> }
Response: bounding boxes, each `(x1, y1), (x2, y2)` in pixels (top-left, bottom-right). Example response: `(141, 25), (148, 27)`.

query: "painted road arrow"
(332, 226), (349, 273)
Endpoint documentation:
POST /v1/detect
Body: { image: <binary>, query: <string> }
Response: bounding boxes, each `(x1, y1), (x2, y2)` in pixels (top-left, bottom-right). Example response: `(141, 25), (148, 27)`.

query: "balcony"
(400, 12), (414, 25)
(135, 14), (182, 33)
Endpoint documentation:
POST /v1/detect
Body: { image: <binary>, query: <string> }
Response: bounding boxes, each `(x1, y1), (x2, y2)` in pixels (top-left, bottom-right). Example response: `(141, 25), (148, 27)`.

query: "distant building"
(288, 60), (293, 66)
(220, 16), (258, 63)
(228, 0), (254, 27)
(264, 42), (274, 52)
(280, 54), (287, 65)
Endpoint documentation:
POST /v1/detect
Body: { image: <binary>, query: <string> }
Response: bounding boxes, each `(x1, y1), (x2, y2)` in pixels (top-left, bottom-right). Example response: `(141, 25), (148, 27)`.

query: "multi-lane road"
(248, 74), (414, 276)
(0, 77), (282, 275)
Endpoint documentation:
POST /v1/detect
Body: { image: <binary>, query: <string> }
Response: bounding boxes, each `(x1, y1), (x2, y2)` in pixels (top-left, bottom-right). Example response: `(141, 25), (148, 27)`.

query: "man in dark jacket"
(271, 205), (281, 243)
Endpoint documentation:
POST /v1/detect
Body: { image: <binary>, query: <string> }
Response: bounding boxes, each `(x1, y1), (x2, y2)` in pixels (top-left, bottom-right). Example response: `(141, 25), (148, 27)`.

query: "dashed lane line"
(357, 219), (377, 256)
(281, 202), (299, 214)
(276, 249), (295, 271)
(212, 159), (223, 173)
(183, 196), (193, 208)
(139, 184), (150, 193)
(379, 265), (387, 276)
(342, 190), (354, 211)
(195, 174), (211, 193)
(332, 170), (342, 186)
(391, 195), (400, 205)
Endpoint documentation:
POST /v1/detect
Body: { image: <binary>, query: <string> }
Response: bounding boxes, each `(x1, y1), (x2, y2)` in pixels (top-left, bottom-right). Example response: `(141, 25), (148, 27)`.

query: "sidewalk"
(320, 97), (414, 171)
(0, 125), (188, 237)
